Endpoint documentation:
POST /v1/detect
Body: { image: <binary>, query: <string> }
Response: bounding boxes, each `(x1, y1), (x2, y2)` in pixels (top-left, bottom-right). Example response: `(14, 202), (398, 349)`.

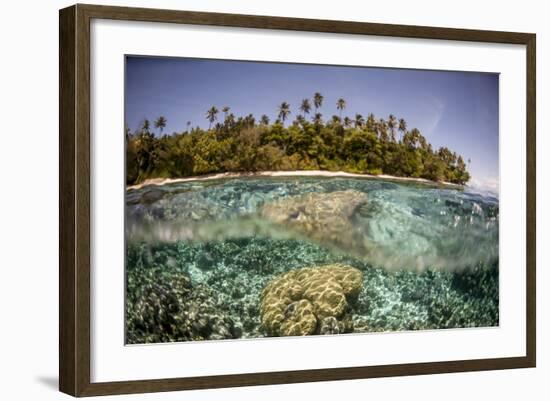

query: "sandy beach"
(126, 170), (463, 191)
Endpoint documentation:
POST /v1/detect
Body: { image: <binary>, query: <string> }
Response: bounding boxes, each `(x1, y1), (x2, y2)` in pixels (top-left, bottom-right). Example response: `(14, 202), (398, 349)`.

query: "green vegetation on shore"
(126, 93), (470, 185)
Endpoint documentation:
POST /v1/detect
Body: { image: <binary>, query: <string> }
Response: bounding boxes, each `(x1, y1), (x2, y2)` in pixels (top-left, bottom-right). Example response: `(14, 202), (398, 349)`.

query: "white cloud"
(467, 176), (499, 197)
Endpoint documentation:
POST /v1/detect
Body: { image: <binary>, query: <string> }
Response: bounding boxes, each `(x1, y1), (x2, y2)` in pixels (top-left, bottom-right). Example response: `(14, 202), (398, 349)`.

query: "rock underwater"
(260, 264), (363, 336)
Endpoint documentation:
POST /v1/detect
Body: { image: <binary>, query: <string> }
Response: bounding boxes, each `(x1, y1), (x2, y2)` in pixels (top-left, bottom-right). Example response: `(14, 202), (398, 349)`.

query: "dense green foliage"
(126, 96), (470, 185)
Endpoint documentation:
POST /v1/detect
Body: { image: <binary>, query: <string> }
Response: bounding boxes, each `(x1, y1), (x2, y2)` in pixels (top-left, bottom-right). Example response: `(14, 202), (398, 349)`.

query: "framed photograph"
(59, 4), (536, 397)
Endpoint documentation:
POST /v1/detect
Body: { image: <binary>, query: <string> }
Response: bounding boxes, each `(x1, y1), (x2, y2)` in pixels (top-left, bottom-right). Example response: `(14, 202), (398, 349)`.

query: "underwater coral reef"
(126, 237), (498, 343)
(125, 177), (499, 343)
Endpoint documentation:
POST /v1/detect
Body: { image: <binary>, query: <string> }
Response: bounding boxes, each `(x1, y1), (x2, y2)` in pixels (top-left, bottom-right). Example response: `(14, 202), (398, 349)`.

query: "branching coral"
(126, 265), (238, 343)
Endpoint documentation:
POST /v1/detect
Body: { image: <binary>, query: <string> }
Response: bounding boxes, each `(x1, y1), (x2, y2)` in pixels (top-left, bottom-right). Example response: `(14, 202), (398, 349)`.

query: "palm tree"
(354, 113), (364, 128)
(141, 119), (150, 134)
(378, 118), (387, 140)
(366, 113), (376, 131)
(387, 114), (397, 141)
(405, 127), (420, 148)
(222, 106), (230, 118)
(313, 92), (324, 113)
(186, 121), (191, 131)
(206, 106), (219, 129)
(225, 113), (236, 128)
(154, 116), (167, 134)
(398, 118), (407, 142)
(244, 113), (255, 127)
(300, 99), (311, 119)
(313, 112), (323, 126)
(278, 102), (291, 124)
(260, 114), (270, 125)
(336, 98), (346, 119)
(343, 116), (352, 128)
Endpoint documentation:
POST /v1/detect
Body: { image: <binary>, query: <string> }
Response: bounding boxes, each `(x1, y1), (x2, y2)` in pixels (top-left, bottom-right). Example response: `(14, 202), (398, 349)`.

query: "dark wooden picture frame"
(59, 3), (536, 397)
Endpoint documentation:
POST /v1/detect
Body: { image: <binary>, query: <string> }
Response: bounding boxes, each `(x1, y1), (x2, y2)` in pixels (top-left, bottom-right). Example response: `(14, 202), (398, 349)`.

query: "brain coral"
(259, 190), (370, 258)
(260, 264), (363, 336)
(260, 190), (368, 243)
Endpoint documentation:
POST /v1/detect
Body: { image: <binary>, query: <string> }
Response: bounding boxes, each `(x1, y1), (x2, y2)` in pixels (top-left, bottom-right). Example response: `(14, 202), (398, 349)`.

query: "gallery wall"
(0, 0), (546, 400)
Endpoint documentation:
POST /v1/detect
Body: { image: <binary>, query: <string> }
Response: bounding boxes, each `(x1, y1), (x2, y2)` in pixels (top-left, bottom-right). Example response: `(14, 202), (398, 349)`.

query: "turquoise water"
(125, 177), (499, 343)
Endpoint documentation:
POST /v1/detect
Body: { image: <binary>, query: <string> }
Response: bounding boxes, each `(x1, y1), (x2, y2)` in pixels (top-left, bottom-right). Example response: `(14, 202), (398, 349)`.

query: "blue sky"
(125, 56), (499, 183)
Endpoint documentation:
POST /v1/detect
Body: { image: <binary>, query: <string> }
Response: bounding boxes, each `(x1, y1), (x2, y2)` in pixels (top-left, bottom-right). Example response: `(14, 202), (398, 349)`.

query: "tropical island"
(124, 59), (499, 344)
(126, 92), (470, 186)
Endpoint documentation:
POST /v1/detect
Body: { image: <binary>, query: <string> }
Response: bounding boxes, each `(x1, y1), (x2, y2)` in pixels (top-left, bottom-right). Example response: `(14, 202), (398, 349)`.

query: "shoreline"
(127, 171), (464, 191)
